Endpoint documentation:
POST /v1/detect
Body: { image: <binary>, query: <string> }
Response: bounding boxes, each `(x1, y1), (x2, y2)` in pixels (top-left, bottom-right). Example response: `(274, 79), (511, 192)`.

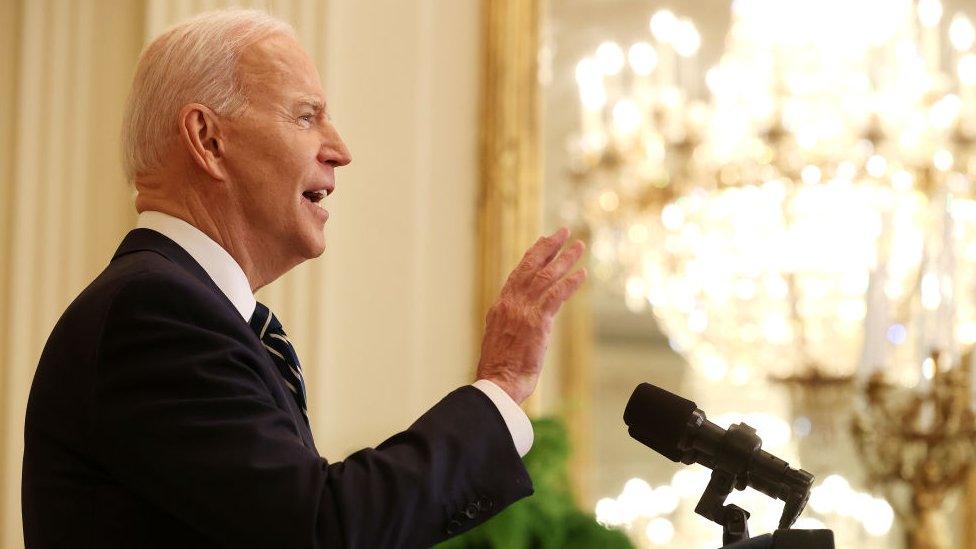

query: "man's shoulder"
(80, 249), (213, 310)
(61, 248), (236, 338)
(37, 247), (250, 377)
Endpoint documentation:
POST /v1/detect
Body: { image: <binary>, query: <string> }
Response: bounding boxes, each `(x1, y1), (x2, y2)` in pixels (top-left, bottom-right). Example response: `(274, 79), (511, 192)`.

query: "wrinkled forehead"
(236, 33), (323, 107)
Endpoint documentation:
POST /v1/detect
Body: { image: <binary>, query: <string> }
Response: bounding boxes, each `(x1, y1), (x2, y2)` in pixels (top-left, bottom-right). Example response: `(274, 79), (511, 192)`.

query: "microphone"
(623, 382), (813, 532)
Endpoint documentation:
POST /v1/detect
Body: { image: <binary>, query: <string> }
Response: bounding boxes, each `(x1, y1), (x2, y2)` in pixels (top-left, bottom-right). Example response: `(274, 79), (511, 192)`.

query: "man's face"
(221, 34), (350, 265)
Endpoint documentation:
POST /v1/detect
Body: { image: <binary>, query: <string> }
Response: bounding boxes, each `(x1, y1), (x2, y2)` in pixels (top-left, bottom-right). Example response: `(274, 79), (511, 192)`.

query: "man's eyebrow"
(295, 96), (325, 112)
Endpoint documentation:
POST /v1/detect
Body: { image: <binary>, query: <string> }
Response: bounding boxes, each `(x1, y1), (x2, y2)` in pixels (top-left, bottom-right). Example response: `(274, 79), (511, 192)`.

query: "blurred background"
(4, 0), (976, 548)
(544, 0), (976, 547)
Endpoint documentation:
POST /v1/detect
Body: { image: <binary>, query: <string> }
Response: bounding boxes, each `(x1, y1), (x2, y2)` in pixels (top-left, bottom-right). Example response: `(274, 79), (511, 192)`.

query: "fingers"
(531, 239), (586, 293)
(518, 227), (570, 275)
(541, 267), (587, 315)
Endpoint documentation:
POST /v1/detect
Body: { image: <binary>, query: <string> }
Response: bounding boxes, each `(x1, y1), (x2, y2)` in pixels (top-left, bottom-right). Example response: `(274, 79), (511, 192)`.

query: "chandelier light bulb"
(672, 18), (702, 58)
(836, 161), (858, 181)
(705, 66), (727, 96)
(576, 57), (608, 112)
(628, 223), (650, 243)
(917, 0), (943, 28)
(620, 477), (653, 509)
(801, 165), (822, 185)
(866, 155), (888, 178)
(626, 276), (646, 301)
(598, 189), (620, 212)
(612, 98), (642, 136)
(574, 57), (599, 87)
(660, 203), (685, 230)
(861, 498), (895, 537)
(596, 41), (626, 75)
(958, 321), (976, 344)
(958, 53), (976, 86)
(628, 41), (659, 75)
(929, 94), (962, 130)
(594, 497), (625, 527)
(892, 170), (914, 191)
(670, 468), (706, 497)
(701, 354), (729, 380)
(688, 309), (708, 333)
(645, 517), (675, 545)
(578, 84), (607, 112)
(649, 9), (679, 44)
(653, 485), (680, 514)
(934, 149), (954, 171)
(762, 316), (790, 343)
(949, 13), (976, 52)
(921, 272), (943, 309)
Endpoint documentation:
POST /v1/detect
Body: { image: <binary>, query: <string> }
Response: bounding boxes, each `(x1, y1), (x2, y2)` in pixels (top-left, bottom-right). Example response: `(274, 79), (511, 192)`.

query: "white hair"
(121, 9), (295, 181)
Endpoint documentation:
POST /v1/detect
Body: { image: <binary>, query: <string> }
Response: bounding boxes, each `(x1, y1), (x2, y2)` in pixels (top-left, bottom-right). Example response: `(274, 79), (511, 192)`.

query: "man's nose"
(320, 124), (352, 167)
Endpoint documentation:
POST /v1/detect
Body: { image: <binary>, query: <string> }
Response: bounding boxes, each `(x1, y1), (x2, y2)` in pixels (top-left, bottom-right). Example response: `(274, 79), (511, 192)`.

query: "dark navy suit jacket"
(22, 228), (532, 548)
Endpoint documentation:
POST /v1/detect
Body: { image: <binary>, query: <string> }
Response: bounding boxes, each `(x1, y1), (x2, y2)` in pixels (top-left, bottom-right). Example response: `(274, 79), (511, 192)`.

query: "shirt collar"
(136, 211), (257, 321)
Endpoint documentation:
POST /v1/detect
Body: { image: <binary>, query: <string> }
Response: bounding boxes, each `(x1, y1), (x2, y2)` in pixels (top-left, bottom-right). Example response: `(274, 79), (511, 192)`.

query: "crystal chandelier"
(566, 0), (976, 385)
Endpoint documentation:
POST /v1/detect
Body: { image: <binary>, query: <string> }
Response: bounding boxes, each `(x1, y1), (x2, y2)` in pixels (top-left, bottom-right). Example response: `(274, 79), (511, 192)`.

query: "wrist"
(476, 375), (531, 405)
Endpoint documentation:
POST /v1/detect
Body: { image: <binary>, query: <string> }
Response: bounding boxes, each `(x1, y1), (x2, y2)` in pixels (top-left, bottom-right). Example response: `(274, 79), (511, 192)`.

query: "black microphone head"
(623, 383), (698, 462)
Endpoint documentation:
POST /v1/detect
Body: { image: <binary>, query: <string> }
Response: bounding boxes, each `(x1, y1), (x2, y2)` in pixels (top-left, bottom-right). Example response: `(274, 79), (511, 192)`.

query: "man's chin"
(303, 233), (327, 259)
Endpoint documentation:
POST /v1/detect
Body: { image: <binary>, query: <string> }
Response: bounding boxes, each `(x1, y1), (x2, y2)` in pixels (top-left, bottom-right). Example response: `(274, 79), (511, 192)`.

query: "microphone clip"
(687, 422), (813, 545)
(695, 467), (752, 544)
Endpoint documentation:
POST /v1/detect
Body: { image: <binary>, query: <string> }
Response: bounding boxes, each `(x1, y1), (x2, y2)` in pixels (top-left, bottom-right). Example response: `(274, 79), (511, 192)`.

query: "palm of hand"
(476, 227), (587, 404)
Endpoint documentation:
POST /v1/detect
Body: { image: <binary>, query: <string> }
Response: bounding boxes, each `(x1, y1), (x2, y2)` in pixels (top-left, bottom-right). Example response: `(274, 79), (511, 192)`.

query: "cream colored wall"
(316, 0), (481, 458)
(0, 0), (481, 546)
(0, 1), (144, 546)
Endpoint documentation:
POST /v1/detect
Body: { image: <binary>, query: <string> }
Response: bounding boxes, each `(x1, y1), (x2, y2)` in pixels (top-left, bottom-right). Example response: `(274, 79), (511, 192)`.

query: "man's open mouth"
(302, 190), (325, 203)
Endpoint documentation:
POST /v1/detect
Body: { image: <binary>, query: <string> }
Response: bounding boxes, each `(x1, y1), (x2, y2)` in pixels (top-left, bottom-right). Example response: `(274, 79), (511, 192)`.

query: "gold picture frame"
(475, 0), (543, 413)
(476, 0), (595, 504)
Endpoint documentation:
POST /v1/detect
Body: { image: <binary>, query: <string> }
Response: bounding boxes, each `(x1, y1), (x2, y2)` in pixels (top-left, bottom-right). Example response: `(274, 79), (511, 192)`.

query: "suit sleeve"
(89, 271), (533, 548)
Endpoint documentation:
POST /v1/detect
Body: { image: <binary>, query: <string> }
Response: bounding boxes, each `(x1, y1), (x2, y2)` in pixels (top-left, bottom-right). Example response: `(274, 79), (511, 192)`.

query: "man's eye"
(299, 114), (314, 124)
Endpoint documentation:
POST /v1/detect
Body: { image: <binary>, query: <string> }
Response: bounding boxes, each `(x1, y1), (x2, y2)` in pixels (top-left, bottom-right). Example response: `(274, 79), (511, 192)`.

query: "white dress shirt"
(136, 211), (533, 456)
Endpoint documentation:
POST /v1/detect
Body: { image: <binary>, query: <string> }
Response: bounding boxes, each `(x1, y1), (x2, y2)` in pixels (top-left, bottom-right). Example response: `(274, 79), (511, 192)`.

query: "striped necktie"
(249, 302), (309, 426)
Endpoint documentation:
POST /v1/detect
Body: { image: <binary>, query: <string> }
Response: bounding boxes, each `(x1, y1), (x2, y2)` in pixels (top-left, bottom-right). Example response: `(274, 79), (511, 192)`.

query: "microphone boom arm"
(678, 413), (814, 544)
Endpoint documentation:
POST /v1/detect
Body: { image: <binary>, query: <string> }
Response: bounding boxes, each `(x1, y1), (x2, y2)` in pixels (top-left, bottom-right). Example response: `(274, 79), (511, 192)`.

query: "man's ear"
(179, 103), (228, 181)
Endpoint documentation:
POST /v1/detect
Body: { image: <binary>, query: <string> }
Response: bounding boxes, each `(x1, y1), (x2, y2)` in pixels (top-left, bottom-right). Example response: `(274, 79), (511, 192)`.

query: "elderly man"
(21, 9), (586, 549)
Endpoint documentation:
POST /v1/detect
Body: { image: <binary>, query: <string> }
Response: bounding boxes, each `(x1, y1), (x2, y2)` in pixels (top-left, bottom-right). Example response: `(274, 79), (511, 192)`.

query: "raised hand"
(475, 227), (588, 404)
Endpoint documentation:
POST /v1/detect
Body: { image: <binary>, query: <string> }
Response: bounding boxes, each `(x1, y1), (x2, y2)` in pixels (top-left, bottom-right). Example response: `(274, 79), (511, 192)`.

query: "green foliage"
(437, 417), (633, 549)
